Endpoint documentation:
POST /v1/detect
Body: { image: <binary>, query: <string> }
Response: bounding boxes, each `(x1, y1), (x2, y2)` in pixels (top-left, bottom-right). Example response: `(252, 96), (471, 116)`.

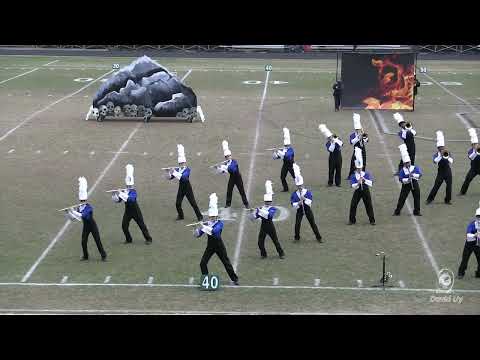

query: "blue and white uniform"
(458, 219), (480, 277)
(290, 188), (322, 241)
(348, 171), (375, 224)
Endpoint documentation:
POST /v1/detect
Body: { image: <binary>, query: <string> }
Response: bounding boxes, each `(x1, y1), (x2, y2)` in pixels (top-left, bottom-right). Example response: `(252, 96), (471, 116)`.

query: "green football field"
(0, 54), (479, 314)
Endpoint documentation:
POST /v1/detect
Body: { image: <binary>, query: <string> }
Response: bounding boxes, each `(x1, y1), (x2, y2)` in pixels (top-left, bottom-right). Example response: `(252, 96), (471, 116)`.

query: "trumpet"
(476, 146), (480, 155)
(362, 133), (369, 139)
(105, 188), (128, 193)
(57, 203), (84, 212)
(209, 160), (229, 168)
(405, 121), (412, 129)
(442, 150), (450, 158)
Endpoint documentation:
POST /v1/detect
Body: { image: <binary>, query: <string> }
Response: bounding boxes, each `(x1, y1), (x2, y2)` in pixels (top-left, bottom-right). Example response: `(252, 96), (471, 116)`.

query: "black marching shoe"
(327, 183), (333, 187)
(414, 212), (422, 216)
(124, 240), (132, 244)
(347, 221), (356, 225)
(294, 237), (300, 242)
(145, 240), (152, 245)
(425, 199), (432, 205)
(370, 221), (376, 226)
(317, 236), (323, 243)
(279, 254), (285, 259)
(176, 215), (184, 221)
(445, 201), (452, 205)
(281, 189), (289, 193)
(233, 280), (240, 286)
(457, 274), (464, 279)
(393, 211), (400, 216)
(261, 255), (267, 259)
(81, 257), (88, 261)
(101, 255), (107, 261)
(476, 272), (480, 278)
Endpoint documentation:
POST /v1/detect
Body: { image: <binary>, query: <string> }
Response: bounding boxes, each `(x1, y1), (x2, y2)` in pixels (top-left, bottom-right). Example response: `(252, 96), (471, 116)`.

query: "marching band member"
(347, 113), (368, 179)
(194, 193), (239, 285)
(165, 144), (203, 222)
(319, 124), (343, 187)
(66, 177), (107, 261)
(457, 201), (480, 279)
(248, 180), (285, 259)
(426, 131), (453, 205)
(394, 112), (416, 175)
(273, 127), (296, 192)
(394, 144), (423, 216)
(214, 140), (249, 209)
(112, 164), (152, 244)
(459, 128), (480, 196)
(348, 147), (376, 225)
(290, 164), (323, 242)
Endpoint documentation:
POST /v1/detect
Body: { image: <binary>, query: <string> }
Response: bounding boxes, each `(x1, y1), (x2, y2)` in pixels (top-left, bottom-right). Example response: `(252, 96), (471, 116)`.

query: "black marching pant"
(200, 240), (238, 282)
(349, 187), (375, 223)
(82, 220), (106, 259)
(226, 173), (249, 207)
(460, 168), (480, 195)
(176, 182), (203, 220)
(427, 172), (452, 203)
(348, 148), (366, 178)
(458, 241), (480, 276)
(334, 95), (341, 111)
(258, 221), (284, 257)
(328, 154), (342, 186)
(122, 207), (152, 243)
(395, 181), (421, 215)
(281, 161), (295, 191)
(294, 205), (321, 240)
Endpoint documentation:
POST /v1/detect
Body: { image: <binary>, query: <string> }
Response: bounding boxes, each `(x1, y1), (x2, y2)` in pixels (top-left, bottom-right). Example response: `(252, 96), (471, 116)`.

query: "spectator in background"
(333, 80), (342, 111)
(414, 75), (420, 97)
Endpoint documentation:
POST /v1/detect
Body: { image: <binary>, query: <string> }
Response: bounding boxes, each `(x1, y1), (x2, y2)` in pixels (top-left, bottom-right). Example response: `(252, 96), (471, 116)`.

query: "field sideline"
(0, 55), (479, 314)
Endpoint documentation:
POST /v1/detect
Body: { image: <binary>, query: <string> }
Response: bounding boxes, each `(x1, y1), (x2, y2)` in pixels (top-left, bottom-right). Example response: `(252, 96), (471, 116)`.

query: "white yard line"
(0, 69), (114, 143)
(43, 60), (59, 66)
(0, 67), (40, 85)
(455, 113), (471, 129)
(0, 308), (381, 315)
(232, 70), (271, 271)
(1, 281), (478, 294)
(21, 123), (142, 282)
(368, 110), (440, 275)
(421, 72), (478, 113)
(181, 69), (192, 81)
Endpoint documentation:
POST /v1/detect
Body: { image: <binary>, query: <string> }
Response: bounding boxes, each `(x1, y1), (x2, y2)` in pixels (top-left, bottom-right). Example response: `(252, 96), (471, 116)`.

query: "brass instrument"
(442, 150), (450, 158)
(476, 146), (480, 155)
(265, 146), (283, 151)
(186, 220), (209, 227)
(161, 166), (178, 171)
(405, 121), (412, 129)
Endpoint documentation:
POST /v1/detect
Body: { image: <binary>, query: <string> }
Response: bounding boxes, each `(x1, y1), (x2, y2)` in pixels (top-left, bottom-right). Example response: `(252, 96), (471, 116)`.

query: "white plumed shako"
(222, 140), (231, 156)
(354, 147), (363, 169)
(78, 177), (88, 201)
(353, 113), (362, 130)
(283, 127), (291, 146)
(264, 180), (274, 202)
(177, 144), (186, 164)
(468, 128), (478, 144)
(319, 124), (333, 138)
(208, 193), (218, 217)
(293, 163), (303, 186)
(125, 164), (134, 186)
(436, 130), (445, 147)
(398, 144), (411, 163)
(393, 112), (405, 124)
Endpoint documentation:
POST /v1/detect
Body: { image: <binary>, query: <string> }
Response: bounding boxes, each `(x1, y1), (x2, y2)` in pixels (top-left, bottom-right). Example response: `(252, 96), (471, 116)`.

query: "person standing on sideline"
(333, 80), (342, 111)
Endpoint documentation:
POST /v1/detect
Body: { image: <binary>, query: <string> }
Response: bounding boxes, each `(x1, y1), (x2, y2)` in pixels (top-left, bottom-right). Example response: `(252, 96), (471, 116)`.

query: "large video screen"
(341, 53), (416, 110)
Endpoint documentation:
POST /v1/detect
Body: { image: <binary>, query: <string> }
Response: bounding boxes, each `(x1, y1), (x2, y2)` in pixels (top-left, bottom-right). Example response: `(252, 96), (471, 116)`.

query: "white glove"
(172, 170), (182, 180)
(112, 193), (120, 203)
(118, 190), (129, 202)
(219, 164), (228, 173)
(67, 209), (82, 222)
(258, 208), (269, 219)
(201, 225), (213, 236)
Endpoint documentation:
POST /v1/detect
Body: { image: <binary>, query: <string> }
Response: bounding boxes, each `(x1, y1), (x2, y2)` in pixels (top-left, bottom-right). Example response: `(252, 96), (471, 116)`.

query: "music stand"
(372, 251), (394, 289)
